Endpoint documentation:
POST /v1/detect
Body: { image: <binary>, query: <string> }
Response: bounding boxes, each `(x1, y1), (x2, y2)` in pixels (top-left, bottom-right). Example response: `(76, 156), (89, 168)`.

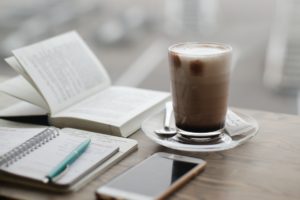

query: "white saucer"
(141, 109), (259, 152)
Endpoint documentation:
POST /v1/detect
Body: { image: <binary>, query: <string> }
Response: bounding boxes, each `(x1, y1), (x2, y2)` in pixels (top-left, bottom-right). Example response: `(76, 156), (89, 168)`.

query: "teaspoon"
(154, 102), (177, 137)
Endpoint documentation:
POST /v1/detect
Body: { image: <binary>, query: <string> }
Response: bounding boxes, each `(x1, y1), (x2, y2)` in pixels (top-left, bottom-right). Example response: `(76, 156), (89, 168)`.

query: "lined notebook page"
(0, 127), (46, 156)
(57, 132), (119, 185)
(1, 130), (118, 184)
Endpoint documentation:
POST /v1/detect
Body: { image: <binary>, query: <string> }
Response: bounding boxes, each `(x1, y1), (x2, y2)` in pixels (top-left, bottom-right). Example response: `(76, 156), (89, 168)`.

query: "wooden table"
(0, 108), (300, 200)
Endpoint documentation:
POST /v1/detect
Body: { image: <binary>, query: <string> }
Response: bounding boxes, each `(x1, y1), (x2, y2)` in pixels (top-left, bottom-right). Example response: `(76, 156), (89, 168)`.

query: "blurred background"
(0, 0), (299, 114)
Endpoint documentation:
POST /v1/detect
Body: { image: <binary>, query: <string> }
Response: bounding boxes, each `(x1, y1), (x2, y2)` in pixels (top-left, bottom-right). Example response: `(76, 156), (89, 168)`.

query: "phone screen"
(100, 154), (202, 198)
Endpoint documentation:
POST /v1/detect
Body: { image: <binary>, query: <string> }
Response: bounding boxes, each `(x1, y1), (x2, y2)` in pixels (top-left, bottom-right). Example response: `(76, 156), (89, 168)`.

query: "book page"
(0, 76), (49, 109)
(1, 131), (118, 182)
(0, 101), (47, 117)
(12, 31), (111, 114)
(5, 57), (25, 76)
(0, 127), (47, 156)
(5, 57), (33, 86)
(53, 86), (170, 126)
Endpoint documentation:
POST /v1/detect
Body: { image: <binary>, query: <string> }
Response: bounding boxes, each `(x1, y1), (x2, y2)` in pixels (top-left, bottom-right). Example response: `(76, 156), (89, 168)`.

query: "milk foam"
(171, 43), (229, 56)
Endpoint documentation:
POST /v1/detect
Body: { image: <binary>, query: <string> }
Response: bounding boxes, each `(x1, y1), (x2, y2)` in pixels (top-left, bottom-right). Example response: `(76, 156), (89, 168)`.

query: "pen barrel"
(46, 139), (91, 180)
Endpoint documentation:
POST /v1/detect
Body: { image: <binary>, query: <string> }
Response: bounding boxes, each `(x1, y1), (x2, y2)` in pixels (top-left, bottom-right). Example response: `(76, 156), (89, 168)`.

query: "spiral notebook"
(0, 125), (137, 192)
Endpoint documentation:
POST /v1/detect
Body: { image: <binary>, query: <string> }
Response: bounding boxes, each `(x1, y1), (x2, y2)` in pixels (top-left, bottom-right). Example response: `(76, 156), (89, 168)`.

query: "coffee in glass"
(168, 42), (232, 137)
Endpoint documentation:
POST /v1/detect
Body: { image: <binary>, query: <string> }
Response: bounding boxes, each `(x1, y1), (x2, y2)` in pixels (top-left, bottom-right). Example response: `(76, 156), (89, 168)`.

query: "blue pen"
(45, 138), (91, 182)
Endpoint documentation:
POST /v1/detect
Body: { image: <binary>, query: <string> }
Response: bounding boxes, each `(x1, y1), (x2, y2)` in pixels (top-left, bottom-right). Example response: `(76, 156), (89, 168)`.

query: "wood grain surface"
(1, 108), (300, 200)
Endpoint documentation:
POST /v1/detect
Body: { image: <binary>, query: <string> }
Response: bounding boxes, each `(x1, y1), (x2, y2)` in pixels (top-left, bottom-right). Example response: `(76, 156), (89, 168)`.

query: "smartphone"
(96, 152), (206, 200)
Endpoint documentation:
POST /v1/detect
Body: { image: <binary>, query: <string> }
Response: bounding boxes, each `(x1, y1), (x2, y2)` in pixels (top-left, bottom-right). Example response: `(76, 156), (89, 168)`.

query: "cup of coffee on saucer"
(168, 42), (232, 140)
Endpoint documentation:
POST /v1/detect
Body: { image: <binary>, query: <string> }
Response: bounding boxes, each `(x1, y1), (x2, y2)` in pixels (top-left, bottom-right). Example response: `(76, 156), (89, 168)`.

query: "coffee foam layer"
(170, 43), (229, 56)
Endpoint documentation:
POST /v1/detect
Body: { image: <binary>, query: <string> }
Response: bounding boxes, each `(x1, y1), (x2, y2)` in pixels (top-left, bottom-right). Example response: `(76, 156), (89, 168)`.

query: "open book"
(0, 120), (137, 192)
(0, 31), (170, 137)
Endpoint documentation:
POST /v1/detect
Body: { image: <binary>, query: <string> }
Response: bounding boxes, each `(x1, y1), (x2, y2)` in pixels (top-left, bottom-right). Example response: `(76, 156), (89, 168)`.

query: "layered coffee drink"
(168, 43), (232, 135)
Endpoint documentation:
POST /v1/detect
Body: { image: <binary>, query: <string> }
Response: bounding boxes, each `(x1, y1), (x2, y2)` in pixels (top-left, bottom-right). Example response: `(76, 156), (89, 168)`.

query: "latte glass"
(168, 42), (232, 137)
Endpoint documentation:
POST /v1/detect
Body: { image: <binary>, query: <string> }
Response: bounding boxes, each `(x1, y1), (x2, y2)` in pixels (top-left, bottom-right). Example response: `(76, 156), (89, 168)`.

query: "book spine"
(0, 127), (59, 168)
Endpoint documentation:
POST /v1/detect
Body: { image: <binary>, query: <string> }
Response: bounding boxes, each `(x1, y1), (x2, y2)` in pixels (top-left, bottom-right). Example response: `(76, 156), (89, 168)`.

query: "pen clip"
(45, 165), (70, 183)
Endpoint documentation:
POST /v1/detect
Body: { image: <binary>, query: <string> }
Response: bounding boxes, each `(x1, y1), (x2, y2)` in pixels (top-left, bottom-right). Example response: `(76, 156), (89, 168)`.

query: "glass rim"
(168, 42), (232, 56)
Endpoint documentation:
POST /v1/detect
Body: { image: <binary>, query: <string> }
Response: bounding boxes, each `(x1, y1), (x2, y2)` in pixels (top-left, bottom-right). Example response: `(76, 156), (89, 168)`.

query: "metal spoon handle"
(164, 102), (173, 130)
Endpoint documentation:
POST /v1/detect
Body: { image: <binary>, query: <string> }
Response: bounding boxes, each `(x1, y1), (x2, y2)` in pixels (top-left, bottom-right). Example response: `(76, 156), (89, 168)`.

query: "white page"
(0, 127), (47, 156)
(0, 76), (48, 109)
(58, 128), (136, 185)
(5, 57), (42, 97)
(1, 131), (118, 183)
(1, 134), (87, 181)
(5, 57), (33, 85)
(0, 101), (47, 117)
(57, 130), (119, 184)
(5, 57), (24, 75)
(53, 86), (170, 126)
(12, 31), (111, 114)
(0, 93), (25, 112)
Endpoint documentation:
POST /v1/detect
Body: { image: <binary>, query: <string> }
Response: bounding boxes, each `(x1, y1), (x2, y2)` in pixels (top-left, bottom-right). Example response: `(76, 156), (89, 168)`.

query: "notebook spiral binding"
(0, 127), (60, 168)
